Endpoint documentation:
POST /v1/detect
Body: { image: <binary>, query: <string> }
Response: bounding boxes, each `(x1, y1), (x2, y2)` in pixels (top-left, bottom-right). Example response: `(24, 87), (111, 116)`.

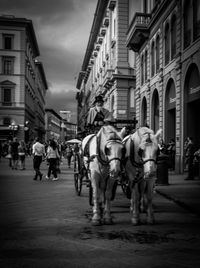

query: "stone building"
(127, 0), (200, 172)
(0, 15), (48, 142)
(76, 0), (136, 131)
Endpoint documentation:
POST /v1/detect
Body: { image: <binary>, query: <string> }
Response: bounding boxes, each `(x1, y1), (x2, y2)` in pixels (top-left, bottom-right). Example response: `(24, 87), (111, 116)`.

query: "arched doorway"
(152, 89), (159, 132)
(184, 63), (200, 150)
(165, 78), (176, 144)
(141, 97), (147, 126)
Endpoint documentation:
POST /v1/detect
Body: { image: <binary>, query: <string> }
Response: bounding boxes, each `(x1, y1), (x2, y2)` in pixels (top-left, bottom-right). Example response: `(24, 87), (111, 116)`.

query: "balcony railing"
(126, 12), (151, 52)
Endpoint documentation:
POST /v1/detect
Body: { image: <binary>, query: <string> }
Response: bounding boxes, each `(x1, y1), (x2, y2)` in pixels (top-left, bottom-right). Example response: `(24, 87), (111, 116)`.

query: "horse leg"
(145, 179), (155, 225)
(103, 178), (115, 224)
(91, 172), (101, 225)
(130, 183), (140, 225)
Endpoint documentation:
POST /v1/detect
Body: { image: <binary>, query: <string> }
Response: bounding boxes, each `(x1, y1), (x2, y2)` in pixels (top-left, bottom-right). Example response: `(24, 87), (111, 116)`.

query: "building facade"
(127, 0), (200, 172)
(0, 15), (48, 142)
(45, 109), (77, 142)
(76, 0), (137, 131)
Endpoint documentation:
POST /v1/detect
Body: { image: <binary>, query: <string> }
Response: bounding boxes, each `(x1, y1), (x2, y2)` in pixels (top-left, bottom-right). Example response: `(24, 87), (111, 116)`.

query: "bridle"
(97, 138), (124, 166)
(105, 139), (124, 164)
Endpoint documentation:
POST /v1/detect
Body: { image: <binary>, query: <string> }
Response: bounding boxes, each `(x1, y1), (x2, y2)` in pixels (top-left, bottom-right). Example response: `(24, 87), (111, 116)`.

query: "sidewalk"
(156, 171), (200, 216)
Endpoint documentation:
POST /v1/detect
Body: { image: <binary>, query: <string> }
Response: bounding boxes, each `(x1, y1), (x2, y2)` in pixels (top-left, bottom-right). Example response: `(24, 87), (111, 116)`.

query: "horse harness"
(124, 134), (158, 184)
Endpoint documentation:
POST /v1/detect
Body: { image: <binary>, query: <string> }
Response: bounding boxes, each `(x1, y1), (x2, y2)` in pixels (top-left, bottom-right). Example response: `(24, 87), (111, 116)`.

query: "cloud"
(1, 0), (97, 122)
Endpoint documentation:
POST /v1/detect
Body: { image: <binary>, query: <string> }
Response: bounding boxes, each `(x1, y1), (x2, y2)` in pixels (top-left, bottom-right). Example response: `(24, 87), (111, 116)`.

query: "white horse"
(123, 127), (162, 225)
(82, 125), (125, 225)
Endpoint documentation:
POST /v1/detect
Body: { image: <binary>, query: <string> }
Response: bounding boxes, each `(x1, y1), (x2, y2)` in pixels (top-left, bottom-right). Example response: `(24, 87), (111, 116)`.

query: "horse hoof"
(147, 218), (155, 225)
(91, 219), (102, 226)
(131, 217), (140, 226)
(104, 218), (113, 225)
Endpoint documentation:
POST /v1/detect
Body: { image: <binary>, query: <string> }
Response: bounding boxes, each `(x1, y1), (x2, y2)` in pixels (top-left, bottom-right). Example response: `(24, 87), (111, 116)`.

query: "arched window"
(156, 35), (160, 73)
(171, 15), (176, 59)
(193, 0), (200, 40)
(184, 0), (192, 48)
(151, 41), (155, 77)
(165, 23), (170, 65)
(145, 50), (148, 82)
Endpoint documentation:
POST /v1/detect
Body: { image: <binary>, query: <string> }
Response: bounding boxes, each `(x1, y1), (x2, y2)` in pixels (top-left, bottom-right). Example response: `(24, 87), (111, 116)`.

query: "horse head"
(136, 127), (162, 179)
(98, 125), (125, 178)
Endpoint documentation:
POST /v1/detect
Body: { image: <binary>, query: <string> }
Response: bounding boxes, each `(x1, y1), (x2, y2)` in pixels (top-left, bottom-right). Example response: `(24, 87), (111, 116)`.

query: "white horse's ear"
(155, 129), (162, 140)
(119, 127), (127, 139)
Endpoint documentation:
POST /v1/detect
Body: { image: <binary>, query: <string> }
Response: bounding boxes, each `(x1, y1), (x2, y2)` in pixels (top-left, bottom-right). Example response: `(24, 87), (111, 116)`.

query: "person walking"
(18, 140), (26, 170)
(11, 137), (19, 170)
(66, 145), (73, 168)
(32, 137), (45, 181)
(185, 137), (195, 180)
(46, 139), (60, 181)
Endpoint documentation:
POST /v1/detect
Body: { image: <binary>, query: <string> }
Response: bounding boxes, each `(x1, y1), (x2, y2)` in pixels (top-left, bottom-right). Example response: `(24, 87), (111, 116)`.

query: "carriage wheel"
(73, 153), (82, 196)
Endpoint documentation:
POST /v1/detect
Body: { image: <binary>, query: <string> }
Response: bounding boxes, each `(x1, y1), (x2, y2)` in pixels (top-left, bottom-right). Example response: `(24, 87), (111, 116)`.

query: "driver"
(86, 94), (113, 132)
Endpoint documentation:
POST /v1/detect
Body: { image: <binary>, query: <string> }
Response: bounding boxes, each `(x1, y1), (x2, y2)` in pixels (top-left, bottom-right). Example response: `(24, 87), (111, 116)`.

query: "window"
(130, 88), (135, 108)
(3, 34), (13, 50)
(2, 57), (14, 74)
(165, 23), (170, 65)
(171, 16), (176, 59)
(145, 50), (148, 82)
(193, 0), (200, 40)
(2, 88), (12, 106)
(156, 35), (160, 73)
(184, 0), (192, 49)
(151, 42), (155, 77)
(3, 117), (11, 126)
(141, 55), (144, 85)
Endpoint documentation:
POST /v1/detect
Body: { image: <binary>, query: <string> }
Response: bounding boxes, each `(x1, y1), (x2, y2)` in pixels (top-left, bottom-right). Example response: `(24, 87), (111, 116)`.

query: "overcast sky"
(1, 0), (97, 122)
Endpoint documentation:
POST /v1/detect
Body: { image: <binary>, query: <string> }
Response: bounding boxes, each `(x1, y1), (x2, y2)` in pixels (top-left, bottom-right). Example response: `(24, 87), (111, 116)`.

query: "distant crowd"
(0, 137), (80, 181)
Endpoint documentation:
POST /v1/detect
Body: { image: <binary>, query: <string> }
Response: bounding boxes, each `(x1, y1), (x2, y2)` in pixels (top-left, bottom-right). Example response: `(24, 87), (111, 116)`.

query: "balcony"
(126, 12), (151, 52)
(102, 69), (114, 92)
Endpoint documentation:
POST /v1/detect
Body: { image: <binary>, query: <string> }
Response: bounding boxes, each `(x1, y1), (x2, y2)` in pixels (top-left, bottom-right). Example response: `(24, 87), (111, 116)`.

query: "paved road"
(0, 157), (200, 268)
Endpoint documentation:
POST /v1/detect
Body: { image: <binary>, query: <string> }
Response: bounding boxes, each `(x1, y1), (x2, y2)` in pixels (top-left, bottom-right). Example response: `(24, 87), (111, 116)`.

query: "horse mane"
(97, 125), (121, 141)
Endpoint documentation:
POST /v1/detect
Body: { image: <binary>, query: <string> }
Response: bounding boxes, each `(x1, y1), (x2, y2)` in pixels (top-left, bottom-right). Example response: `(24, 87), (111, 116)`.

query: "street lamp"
(9, 122), (19, 139)
(24, 121), (29, 143)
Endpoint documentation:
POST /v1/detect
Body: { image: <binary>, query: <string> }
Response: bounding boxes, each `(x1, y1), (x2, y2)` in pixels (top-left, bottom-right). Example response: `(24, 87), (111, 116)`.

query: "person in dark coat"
(185, 137), (195, 180)
(86, 95), (113, 133)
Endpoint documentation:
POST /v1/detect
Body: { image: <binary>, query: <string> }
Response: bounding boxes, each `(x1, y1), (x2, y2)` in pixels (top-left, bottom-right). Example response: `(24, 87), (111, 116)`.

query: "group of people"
(158, 136), (200, 180)
(0, 138), (27, 170)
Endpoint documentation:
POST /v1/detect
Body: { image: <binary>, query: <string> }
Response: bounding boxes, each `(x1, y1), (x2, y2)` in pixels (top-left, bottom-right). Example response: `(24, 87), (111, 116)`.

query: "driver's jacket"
(86, 107), (113, 134)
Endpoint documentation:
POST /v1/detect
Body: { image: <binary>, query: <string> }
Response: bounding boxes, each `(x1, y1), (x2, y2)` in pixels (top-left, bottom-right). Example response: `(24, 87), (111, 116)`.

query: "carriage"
(73, 120), (161, 225)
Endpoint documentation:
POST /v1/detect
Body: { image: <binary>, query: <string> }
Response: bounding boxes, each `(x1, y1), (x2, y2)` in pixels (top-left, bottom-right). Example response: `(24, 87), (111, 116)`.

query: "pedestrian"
(66, 144), (73, 168)
(18, 140), (26, 170)
(46, 139), (60, 181)
(184, 137), (195, 180)
(167, 138), (175, 170)
(11, 137), (19, 169)
(193, 146), (200, 179)
(32, 137), (45, 181)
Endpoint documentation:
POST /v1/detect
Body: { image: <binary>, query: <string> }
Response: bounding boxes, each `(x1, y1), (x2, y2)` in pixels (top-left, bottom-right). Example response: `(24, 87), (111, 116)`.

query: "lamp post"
(24, 121), (29, 143)
(9, 122), (18, 139)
